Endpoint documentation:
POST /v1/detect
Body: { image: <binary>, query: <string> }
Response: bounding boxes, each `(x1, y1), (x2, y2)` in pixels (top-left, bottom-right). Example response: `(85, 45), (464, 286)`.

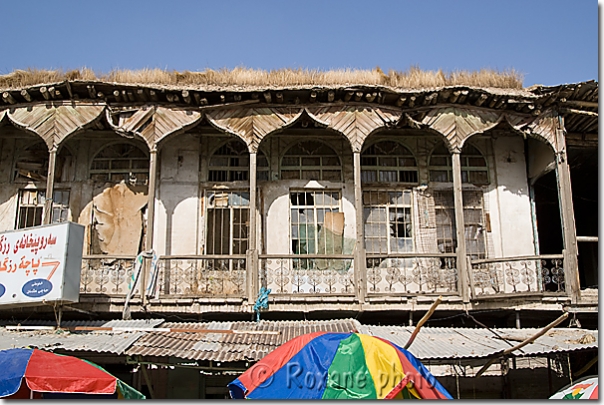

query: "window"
(429, 142), (488, 184)
(290, 190), (341, 255)
(433, 190), (486, 259)
(363, 190), (413, 255)
(361, 141), (418, 183)
(208, 140), (269, 181)
(281, 141), (341, 181)
(90, 143), (149, 185)
(205, 191), (249, 255)
(16, 189), (70, 229)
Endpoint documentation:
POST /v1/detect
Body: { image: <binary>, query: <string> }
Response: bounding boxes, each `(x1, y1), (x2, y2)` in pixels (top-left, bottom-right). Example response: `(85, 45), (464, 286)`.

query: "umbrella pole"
(403, 295), (442, 350)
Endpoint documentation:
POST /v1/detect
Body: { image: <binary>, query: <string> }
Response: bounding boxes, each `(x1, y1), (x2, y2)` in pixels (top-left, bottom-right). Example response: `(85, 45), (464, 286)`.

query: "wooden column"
(451, 151), (470, 302)
(142, 148), (158, 306)
(42, 148), (57, 225)
(353, 152), (367, 302)
(247, 152), (259, 303)
(555, 119), (580, 302)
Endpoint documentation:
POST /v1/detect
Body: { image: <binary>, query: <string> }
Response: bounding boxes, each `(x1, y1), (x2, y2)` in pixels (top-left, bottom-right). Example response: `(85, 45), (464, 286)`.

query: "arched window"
(90, 143), (149, 185)
(429, 142), (488, 184)
(361, 141), (418, 183)
(281, 141), (341, 181)
(208, 140), (268, 182)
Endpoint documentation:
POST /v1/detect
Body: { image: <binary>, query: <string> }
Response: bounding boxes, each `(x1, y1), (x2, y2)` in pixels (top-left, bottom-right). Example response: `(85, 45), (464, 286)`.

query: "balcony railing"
(259, 254), (355, 295)
(80, 255), (137, 295)
(156, 255), (247, 297)
(366, 253), (458, 294)
(469, 255), (565, 297)
(78, 253), (570, 302)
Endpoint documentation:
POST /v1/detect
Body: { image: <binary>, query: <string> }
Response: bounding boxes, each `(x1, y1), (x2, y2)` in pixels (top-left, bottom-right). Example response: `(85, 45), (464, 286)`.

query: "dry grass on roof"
(0, 66), (524, 90)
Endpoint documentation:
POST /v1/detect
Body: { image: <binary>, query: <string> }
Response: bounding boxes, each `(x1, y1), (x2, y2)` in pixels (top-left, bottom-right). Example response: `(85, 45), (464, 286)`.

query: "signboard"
(0, 222), (84, 307)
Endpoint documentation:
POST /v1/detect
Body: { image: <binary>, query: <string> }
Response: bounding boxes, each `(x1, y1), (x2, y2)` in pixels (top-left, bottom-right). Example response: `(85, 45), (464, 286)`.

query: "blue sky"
(0, 0), (598, 87)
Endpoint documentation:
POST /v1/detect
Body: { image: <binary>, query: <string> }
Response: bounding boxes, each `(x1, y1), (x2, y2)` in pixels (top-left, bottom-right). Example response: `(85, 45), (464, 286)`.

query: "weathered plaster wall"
(491, 136), (536, 257)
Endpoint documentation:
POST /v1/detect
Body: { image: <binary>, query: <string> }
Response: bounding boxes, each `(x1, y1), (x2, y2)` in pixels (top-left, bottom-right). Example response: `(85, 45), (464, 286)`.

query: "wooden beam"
(310, 91), (317, 103)
(276, 92), (283, 103)
(475, 312), (569, 377)
(87, 85), (96, 99)
(353, 152), (367, 302)
(2, 92), (16, 104)
(365, 92), (377, 103)
(354, 91), (363, 102)
(234, 94), (242, 102)
(40, 86), (50, 100)
(220, 94), (226, 103)
(48, 86), (56, 99)
(560, 99), (598, 109)
(136, 89), (147, 102)
(452, 152), (470, 302)
(556, 123), (581, 302)
(96, 91), (105, 100)
(65, 81), (73, 99)
(126, 91), (135, 102)
(344, 91), (354, 102)
(559, 107), (598, 117)
(182, 90), (191, 104)
(149, 90), (158, 101)
(404, 296), (442, 350)
(327, 90), (335, 102)
(396, 96), (406, 107)
(113, 90), (121, 102)
(475, 94), (488, 107)
(408, 96), (416, 108)
(263, 91), (272, 103)
(193, 92), (201, 105)
(20, 89), (32, 102)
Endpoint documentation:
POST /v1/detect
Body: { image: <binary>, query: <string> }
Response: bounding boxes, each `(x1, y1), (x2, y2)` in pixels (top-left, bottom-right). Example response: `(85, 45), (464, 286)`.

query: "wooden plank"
(452, 152), (470, 302)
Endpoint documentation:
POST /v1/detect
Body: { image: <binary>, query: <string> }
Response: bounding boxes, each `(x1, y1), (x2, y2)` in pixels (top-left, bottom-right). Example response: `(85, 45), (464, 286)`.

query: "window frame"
(429, 143), (489, 185)
(289, 189), (342, 256)
(89, 142), (149, 185)
(15, 189), (70, 229)
(203, 189), (250, 256)
(360, 141), (419, 184)
(280, 141), (342, 182)
(362, 189), (415, 256)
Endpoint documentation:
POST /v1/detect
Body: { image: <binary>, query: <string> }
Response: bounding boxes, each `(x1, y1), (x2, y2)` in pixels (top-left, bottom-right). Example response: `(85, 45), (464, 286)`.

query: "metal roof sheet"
(0, 319), (165, 355)
(126, 319), (361, 362)
(0, 329), (142, 355)
(356, 325), (598, 360)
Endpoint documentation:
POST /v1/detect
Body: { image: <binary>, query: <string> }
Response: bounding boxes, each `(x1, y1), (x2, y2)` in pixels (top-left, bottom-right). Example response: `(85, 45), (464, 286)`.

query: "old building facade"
(0, 78), (597, 323)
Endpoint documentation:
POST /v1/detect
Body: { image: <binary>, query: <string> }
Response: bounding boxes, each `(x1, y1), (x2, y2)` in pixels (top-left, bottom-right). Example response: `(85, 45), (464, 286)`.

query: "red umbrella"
(0, 348), (144, 399)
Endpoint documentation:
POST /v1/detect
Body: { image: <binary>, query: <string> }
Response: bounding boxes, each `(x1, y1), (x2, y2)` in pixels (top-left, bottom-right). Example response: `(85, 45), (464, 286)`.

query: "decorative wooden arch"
(7, 102), (105, 151)
(417, 107), (559, 153)
(105, 105), (203, 150)
(206, 107), (304, 153)
(305, 105), (401, 153)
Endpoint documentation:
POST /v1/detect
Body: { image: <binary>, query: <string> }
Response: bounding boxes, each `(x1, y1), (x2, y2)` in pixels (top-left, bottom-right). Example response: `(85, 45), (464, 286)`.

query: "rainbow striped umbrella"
(228, 331), (452, 400)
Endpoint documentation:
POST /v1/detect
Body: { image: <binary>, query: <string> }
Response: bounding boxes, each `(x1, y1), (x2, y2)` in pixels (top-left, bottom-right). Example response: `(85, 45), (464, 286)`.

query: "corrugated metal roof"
(126, 319), (361, 362)
(0, 329), (142, 355)
(0, 319), (165, 328)
(356, 324), (598, 360)
(0, 319), (165, 355)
